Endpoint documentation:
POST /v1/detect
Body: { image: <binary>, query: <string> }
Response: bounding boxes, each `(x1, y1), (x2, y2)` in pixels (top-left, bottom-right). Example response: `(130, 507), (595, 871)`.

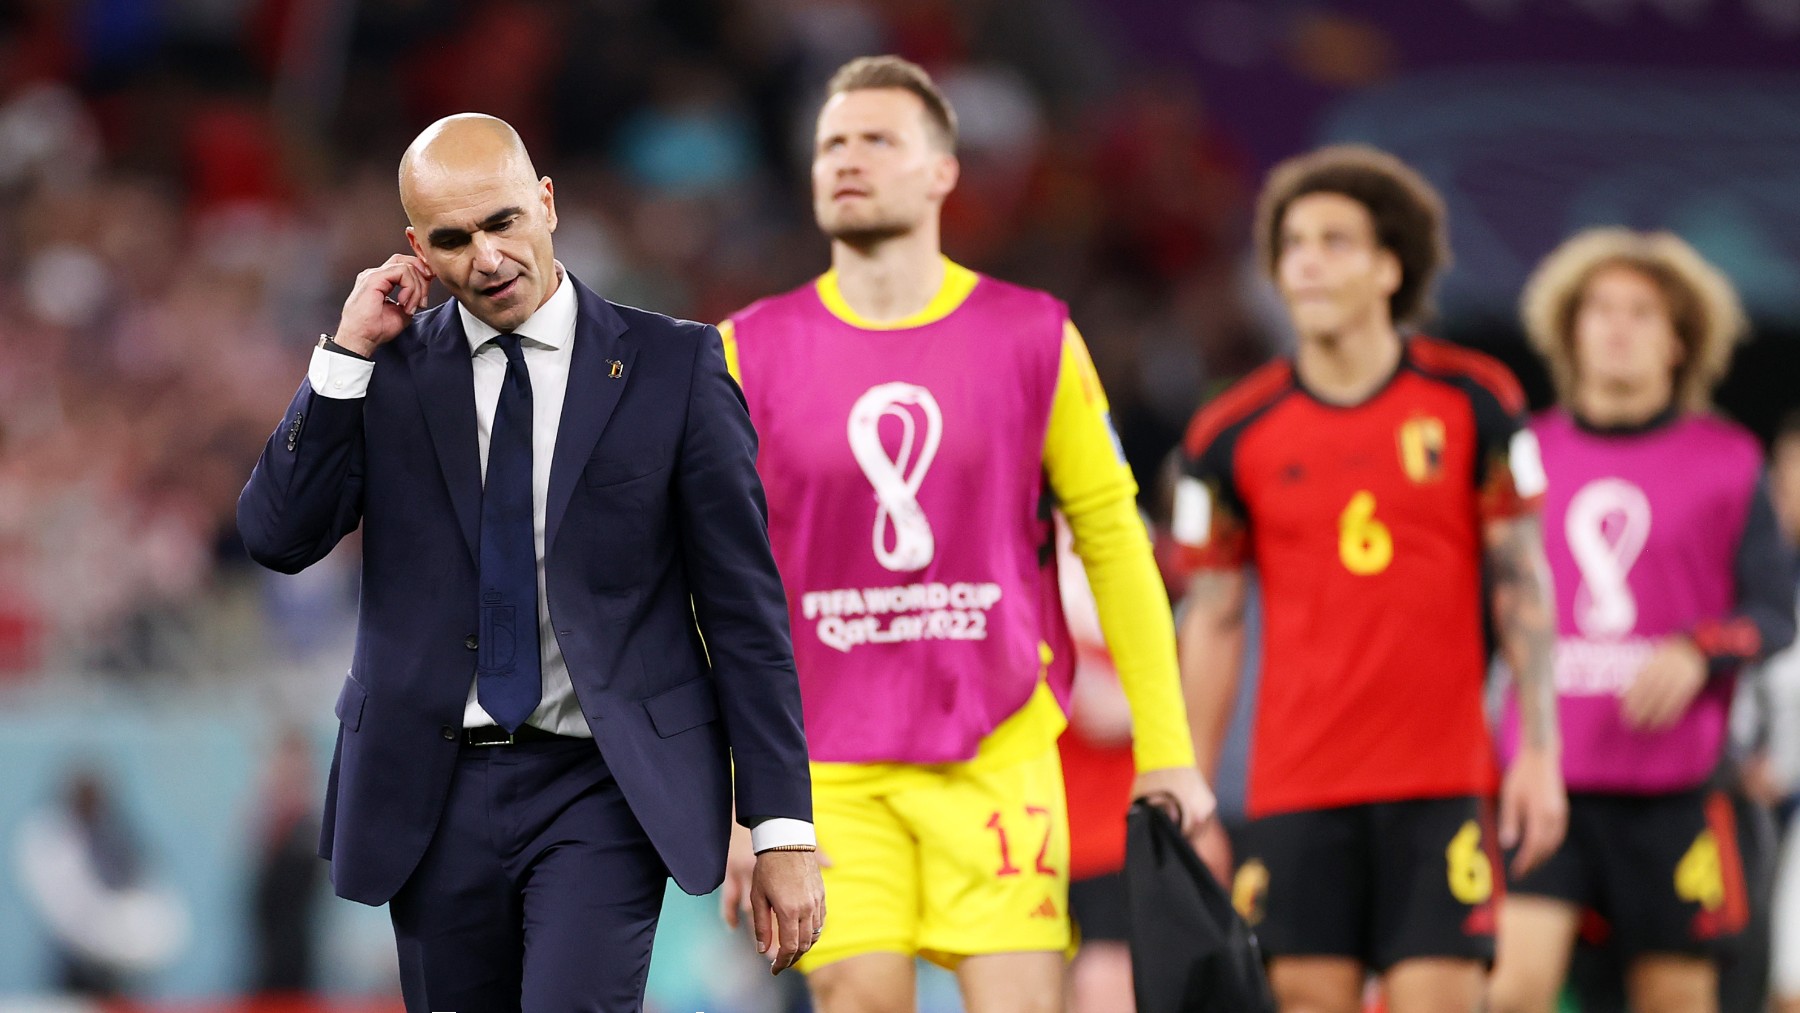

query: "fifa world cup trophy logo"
(1566, 477), (1652, 640)
(848, 382), (942, 572)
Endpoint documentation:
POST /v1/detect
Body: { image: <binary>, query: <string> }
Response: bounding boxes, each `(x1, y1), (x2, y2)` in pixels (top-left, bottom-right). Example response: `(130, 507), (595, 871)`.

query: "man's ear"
(929, 153), (959, 204)
(542, 177), (558, 233)
(405, 225), (424, 259)
(1375, 248), (1403, 300)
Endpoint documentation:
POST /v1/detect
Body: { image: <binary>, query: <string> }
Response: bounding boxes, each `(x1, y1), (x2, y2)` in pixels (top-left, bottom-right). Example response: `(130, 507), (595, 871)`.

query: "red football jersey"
(1174, 337), (1543, 817)
(1059, 728), (1135, 880)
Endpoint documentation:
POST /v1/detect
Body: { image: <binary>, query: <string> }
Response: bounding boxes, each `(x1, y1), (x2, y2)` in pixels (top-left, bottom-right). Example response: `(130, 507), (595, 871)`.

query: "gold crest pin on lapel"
(607, 359), (623, 379)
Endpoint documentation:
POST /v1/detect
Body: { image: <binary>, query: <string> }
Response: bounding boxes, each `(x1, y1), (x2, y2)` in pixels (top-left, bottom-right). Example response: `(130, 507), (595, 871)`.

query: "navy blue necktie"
(476, 333), (542, 731)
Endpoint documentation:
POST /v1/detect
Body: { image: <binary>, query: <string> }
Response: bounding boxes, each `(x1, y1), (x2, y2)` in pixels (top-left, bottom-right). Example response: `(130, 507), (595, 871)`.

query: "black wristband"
(318, 334), (373, 361)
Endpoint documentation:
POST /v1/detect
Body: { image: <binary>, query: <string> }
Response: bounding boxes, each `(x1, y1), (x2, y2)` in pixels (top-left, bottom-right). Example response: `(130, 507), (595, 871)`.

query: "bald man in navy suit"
(238, 115), (823, 1012)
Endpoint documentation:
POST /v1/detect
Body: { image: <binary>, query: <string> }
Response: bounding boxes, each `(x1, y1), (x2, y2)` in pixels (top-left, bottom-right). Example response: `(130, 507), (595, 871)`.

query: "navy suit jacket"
(237, 278), (811, 905)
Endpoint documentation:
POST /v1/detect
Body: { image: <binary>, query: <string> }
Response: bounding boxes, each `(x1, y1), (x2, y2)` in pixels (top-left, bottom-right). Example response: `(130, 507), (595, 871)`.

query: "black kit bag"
(1125, 798), (1277, 1013)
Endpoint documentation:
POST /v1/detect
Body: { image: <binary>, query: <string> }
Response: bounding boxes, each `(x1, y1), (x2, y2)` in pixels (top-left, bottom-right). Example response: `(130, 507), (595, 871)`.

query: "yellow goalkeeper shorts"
(798, 740), (1072, 972)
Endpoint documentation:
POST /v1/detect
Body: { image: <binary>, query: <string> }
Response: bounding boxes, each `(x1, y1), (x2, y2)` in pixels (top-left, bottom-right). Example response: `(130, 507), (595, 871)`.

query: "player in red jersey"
(1173, 145), (1569, 1013)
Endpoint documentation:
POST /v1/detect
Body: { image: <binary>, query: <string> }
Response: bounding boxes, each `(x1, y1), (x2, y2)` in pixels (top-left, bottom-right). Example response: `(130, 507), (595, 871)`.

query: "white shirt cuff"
(749, 818), (816, 852)
(307, 345), (375, 399)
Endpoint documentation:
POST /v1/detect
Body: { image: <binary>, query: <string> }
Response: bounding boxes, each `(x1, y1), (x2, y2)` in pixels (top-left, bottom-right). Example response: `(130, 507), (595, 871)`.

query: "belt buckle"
(469, 728), (516, 747)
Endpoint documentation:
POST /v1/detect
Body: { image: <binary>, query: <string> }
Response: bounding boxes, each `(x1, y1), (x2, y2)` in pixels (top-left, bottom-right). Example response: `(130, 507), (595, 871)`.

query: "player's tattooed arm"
(1486, 513), (1568, 874)
(1485, 514), (1558, 749)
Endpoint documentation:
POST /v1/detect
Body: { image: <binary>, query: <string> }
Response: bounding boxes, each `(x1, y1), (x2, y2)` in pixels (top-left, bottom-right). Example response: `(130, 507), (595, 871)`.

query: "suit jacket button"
(441, 726), (457, 741)
(464, 635), (478, 650)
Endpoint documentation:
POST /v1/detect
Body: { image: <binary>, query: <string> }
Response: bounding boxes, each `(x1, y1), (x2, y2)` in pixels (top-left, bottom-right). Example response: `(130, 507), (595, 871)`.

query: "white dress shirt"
(306, 264), (813, 851)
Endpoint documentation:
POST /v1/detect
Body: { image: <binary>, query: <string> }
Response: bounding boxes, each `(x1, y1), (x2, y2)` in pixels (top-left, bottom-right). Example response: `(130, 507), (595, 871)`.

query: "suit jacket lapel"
(411, 308), (483, 565)
(545, 280), (634, 556)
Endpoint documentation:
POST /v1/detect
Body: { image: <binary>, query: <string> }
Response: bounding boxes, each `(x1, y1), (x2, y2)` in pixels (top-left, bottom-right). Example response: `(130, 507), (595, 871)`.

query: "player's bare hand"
(1500, 744), (1568, 878)
(1622, 636), (1707, 731)
(1134, 765), (1219, 855)
(750, 848), (825, 975)
(333, 254), (435, 355)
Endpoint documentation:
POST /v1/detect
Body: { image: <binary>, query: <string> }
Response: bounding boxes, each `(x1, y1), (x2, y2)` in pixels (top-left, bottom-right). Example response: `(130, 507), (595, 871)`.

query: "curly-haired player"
(1488, 229), (1797, 1013)
(1175, 145), (1568, 1013)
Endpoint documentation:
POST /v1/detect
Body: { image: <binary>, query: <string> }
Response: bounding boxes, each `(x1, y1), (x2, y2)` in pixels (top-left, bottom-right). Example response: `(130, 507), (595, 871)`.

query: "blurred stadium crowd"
(0, 0), (1269, 686)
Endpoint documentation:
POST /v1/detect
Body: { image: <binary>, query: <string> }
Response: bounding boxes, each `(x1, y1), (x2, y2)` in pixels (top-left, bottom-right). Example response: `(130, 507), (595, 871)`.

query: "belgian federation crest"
(1232, 858), (1269, 926)
(1397, 416), (1446, 484)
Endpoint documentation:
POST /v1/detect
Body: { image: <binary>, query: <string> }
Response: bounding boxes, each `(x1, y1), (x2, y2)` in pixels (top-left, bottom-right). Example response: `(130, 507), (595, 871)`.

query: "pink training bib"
(729, 274), (1072, 763)
(1501, 410), (1760, 793)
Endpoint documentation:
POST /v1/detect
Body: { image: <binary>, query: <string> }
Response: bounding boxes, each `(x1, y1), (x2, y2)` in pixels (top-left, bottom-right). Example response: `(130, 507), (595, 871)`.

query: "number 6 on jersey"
(1339, 490), (1393, 575)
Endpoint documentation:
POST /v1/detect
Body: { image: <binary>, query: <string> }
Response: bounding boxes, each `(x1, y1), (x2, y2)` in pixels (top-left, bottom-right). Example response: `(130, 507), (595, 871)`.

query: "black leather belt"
(462, 724), (580, 747)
